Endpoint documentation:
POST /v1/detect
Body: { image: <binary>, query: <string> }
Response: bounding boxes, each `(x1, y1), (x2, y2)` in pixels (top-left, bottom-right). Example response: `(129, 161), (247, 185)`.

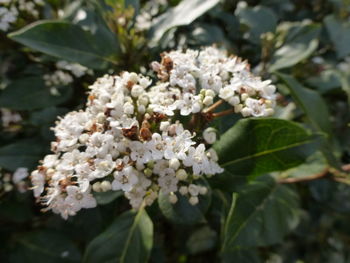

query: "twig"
(203, 99), (224, 113)
(277, 168), (329, 184)
(212, 108), (235, 118)
(278, 164), (350, 184)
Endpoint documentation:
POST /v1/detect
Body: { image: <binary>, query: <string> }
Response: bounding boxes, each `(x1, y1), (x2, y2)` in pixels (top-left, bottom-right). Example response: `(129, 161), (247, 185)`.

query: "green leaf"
(186, 226), (217, 255)
(8, 21), (119, 69)
(158, 179), (211, 225)
(0, 138), (48, 171)
(93, 190), (123, 205)
(9, 230), (81, 263)
(188, 23), (225, 46)
(276, 152), (328, 181)
(149, 0), (220, 43)
(221, 176), (300, 252)
(269, 24), (320, 71)
(0, 77), (72, 110)
(221, 248), (261, 263)
(83, 209), (153, 263)
(213, 118), (320, 178)
(306, 69), (342, 94)
(324, 15), (350, 59)
(276, 73), (339, 167)
(237, 6), (277, 44)
(275, 73), (331, 133)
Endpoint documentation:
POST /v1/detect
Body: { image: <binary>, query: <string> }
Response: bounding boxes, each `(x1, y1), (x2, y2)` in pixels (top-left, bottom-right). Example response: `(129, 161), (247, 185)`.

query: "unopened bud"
(189, 196), (199, 205)
(176, 169), (187, 180)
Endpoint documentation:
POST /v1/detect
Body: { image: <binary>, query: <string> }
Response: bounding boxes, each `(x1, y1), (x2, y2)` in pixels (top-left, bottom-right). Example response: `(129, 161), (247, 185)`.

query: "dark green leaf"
(8, 21), (119, 69)
(149, 0), (220, 43)
(270, 24), (320, 71)
(9, 230), (81, 263)
(277, 152), (328, 181)
(237, 6), (277, 44)
(83, 209), (153, 263)
(213, 118), (320, 178)
(275, 73), (332, 133)
(221, 176), (300, 251)
(186, 226), (217, 255)
(324, 15), (350, 59)
(0, 77), (72, 110)
(93, 190), (122, 205)
(0, 138), (47, 171)
(158, 179), (211, 225)
(276, 72), (339, 167)
(221, 248), (261, 263)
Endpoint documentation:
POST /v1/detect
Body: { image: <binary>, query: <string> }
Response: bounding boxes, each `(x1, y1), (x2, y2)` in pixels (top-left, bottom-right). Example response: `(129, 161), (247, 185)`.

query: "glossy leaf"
(0, 138), (48, 171)
(221, 176), (300, 252)
(237, 6), (277, 44)
(275, 73), (331, 133)
(93, 190), (123, 205)
(324, 15), (350, 59)
(0, 77), (72, 110)
(276, 73), (339, 167)
(213, 118), (320, 178)
(8, 21), (119, 69)
(186, 226), (217, 255)
(149, 0), (220, 42)
(83, 209), (153, 263)
(9, 230), (81, 263)
(270, 24), (320, 71)
(221, 248), (261, 263)
(277, 152), (328, 181)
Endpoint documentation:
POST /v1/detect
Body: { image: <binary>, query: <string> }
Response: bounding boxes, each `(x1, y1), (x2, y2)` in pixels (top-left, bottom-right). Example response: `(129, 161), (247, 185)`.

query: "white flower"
(112, 166), (139, 192)
(65, 185), (97, 211)
(158, 174), (178, 194)
(30, 170), (45, 197)
(12, 167), (28, 184)
(203, 128), (217, 144)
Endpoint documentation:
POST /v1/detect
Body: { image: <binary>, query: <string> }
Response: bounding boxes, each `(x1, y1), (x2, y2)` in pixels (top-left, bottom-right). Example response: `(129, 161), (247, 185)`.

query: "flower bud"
(96, 112), (106, 123)
(199, 186), (208, 195)
(203, 127), (217, 144)
(169, 158), (180, 170)
(189, 196), (199, 205)
(203, 96), (213, 106)
(205, 89), (215, 97)
(176, 169), (187, 180)
(92, 182), (101, 192)
(100, 180), (112, 192)
(188, 184), (199, 196)
(169, 194), (178, 204)
(79, 133), (90, 144)
(160, 121), (170, 131)
(179, 186), (188, 195)
(144, 168), (153, 177)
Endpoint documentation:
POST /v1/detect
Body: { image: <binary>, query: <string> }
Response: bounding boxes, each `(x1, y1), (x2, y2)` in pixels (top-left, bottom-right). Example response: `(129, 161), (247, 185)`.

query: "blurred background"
(1, 0), (350, 262)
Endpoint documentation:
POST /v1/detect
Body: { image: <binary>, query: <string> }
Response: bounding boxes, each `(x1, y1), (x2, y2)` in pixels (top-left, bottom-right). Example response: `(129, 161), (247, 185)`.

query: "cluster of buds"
(30, 47), (276, 219)
(0, 167), (28, 195)
(0, 0), (44, 31)
(43, 60), (91, 95)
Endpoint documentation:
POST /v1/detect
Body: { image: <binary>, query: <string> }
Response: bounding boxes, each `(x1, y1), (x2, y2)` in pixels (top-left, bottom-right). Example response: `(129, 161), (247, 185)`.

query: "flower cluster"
(0, 0), (43, 31)
(135, 0), (167, 31)
(31, 47), (276, 219)
(151, 47), (276, 117)
(0, 167), (28, 195)
(43, 60), (91, 95)
(1, 108), (21, 128)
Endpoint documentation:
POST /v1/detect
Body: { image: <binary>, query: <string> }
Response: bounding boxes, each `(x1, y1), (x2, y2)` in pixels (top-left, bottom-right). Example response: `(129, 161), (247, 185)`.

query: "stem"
(277, 168), (329, 184)
(212, 108), (235, 118)
(278, 164), (350, 184)
(203, 99), (224, 113)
